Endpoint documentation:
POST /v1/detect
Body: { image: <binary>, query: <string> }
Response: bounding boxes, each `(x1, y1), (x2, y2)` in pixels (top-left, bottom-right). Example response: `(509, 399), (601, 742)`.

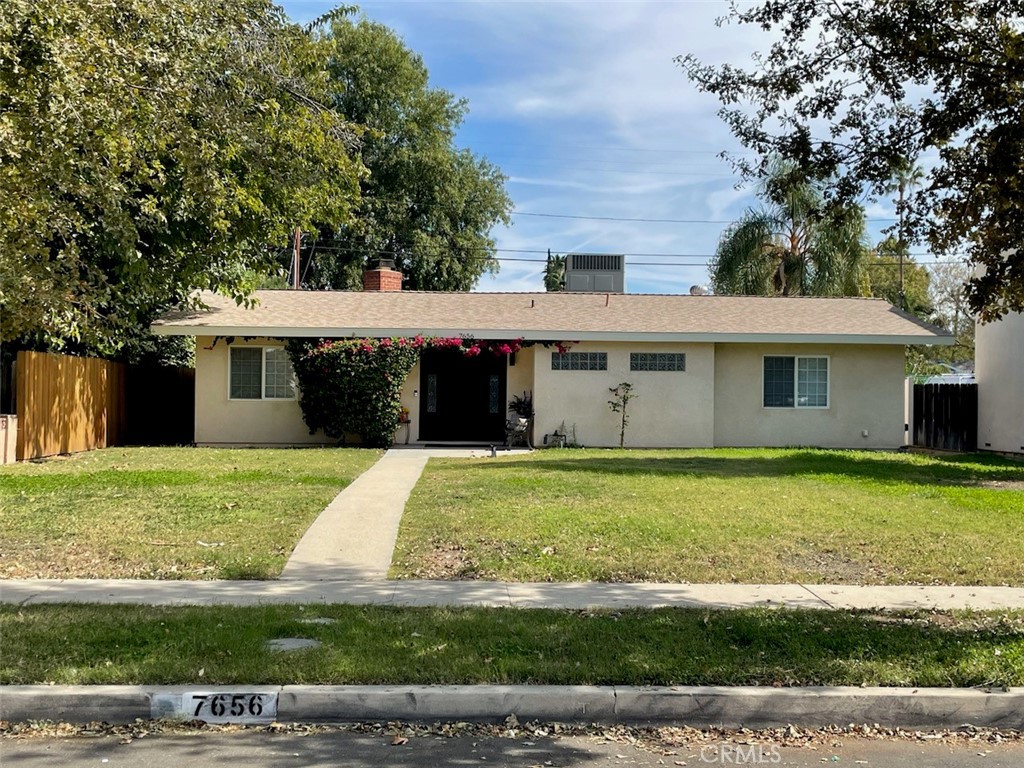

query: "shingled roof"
(152, 290), (953, 345)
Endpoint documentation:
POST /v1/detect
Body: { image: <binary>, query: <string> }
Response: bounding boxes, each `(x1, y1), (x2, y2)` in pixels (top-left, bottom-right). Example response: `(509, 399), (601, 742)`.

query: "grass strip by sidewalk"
(2, 604), (1023, 688)
(0, 447), (382, 580)
(391, 448), (1024, 585)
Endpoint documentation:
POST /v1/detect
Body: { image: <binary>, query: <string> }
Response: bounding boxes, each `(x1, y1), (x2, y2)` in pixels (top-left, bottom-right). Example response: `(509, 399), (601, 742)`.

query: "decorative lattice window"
(551, 352), (608, 371)
(630, 352), (686, 372)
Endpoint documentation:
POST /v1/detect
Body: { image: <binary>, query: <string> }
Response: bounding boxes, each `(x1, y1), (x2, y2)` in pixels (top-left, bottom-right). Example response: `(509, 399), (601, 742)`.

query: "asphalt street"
(3, 731), (1023, 767)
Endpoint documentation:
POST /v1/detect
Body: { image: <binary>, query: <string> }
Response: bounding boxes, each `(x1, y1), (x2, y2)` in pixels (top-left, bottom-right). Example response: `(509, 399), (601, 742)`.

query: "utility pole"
(293, 228), (301, 290)
(897, 182), (906, 311)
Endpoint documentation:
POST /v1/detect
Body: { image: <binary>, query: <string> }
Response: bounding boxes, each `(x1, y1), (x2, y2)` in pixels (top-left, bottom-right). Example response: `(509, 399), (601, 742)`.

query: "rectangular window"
(229, 347), (263, 400)
(229, 347), (295, 400)
(551, 351), (607, 371)
(797, 357), (829, 408)
(263, 348), (296, 399)
(630, 352), (686, 372)
(763, 356), (828, 408)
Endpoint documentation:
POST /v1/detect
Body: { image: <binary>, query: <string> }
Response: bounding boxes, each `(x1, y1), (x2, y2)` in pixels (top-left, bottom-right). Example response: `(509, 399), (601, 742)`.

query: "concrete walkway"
(280, 447), (508, 580)
(3, 578), (1024, 611)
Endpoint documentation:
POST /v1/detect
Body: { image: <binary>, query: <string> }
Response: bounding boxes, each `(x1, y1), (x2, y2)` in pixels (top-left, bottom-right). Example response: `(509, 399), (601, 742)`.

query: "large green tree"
(680, 0), (1024, 321)
(860, 240), (932, 319)
(299, 18), (512, 292)
(710, 167), (867, 297)
(0, 0), (362, 353)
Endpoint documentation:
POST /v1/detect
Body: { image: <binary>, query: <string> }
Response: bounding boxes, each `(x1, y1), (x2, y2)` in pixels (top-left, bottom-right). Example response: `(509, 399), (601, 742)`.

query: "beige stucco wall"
(507, 346), (536, 406)
(195, 338), (535, 446)
(397, 360), (422, 444)
(194, 336), (910, 449)
(712, 343), (906, 449)
(531, 342), (715, 448)
(976, 311), (1024, 454)
(194, 336), (333, 446)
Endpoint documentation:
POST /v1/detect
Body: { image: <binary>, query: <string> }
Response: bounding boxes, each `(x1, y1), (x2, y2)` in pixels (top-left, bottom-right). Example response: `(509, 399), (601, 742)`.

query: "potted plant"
(508, 391), (534, 419)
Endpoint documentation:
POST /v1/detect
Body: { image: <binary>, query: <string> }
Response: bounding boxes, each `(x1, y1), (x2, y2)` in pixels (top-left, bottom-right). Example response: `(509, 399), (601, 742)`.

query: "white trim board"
(153, 325), (954, 346)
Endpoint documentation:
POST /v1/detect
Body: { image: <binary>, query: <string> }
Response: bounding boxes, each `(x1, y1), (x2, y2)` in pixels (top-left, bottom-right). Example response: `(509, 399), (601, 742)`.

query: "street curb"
(2, 685), (1022, 730)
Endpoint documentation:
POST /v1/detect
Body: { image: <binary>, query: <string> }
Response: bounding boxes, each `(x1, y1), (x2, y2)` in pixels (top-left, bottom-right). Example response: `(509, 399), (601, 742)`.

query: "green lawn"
(2, 604), (1022, 687)
(0, 447), (381, 580)
(390, 448), (1024, 585)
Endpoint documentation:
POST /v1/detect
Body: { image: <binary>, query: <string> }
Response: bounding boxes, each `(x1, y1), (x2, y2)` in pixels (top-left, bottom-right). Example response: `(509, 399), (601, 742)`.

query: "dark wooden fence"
(124, 365), (195, 446)
(912, 383), (978, 452)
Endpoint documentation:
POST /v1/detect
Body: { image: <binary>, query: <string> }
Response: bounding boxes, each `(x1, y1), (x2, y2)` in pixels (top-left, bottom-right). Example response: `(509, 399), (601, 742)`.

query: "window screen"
(763, 356), (795, 407)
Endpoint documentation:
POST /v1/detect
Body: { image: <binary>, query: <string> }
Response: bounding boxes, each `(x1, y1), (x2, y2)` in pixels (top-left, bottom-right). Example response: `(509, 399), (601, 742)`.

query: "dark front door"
(419, 349), (507, 442)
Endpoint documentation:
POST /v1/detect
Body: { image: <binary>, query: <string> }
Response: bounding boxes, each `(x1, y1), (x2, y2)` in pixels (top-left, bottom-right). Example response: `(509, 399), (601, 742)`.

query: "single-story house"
(152, 263), (952, 449)
(975, 309), (1024, 455)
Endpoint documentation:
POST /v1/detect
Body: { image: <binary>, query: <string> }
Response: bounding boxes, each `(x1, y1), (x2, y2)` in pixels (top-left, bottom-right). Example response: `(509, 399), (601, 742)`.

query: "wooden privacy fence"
(14, 351), (196, 461)
(16, 351), (126, 461)
(912, 383), (978, 452)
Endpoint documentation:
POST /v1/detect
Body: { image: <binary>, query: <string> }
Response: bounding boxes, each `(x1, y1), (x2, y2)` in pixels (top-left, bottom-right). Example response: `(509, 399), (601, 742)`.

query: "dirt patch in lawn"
(792, 543), (886, 584)
(401, 539), (484, 580)
(977, 479), (1024, 491)
(933, 478), (1024, 491)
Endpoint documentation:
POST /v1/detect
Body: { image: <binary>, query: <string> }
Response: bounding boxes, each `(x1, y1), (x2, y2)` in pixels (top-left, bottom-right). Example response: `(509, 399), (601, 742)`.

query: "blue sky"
(281, 0), (903, 294)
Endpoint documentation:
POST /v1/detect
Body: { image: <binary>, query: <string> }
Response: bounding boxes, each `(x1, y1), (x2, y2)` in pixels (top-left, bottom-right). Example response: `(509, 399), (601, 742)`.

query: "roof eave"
(150, 324), (954, 346)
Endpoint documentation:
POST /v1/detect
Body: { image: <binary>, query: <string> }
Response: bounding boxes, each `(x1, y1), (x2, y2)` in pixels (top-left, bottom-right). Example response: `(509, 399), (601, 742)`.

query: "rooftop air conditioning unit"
(564, 253), (625, 293)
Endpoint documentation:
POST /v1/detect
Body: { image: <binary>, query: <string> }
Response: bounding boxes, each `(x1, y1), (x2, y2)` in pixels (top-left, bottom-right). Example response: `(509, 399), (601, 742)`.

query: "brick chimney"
(362, 258), (403, 292)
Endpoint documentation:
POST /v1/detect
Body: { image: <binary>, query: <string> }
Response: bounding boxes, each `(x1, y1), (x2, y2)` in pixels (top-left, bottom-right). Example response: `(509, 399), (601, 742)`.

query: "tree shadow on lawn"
(461, 451), (1024, 488)
(7, 604), (1023, 688)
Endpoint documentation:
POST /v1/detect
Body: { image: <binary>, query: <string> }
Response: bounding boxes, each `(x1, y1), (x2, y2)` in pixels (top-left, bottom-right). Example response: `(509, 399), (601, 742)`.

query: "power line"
(512, 211), (901, 224)
(470, 140), (754, 156)
(300, 243), (957, 268)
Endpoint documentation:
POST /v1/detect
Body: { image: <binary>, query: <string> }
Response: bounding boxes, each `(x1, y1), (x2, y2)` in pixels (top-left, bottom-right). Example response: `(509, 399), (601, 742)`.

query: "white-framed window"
(551, 351), (607, 371)
(630, 352), (686, 372)
(229, 346), (296, 400)
(763, 355), (829, 408)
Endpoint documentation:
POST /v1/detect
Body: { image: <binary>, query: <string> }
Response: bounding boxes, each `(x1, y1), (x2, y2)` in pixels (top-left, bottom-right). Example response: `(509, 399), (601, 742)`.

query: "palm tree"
(710, 165), (868, 297)
(543, 250), (565, 292)
(882, 158), (926, 310)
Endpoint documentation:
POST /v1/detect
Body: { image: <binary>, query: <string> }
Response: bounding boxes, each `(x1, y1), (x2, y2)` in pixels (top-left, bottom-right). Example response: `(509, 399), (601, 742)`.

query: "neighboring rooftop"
(151, 290), (953, 345)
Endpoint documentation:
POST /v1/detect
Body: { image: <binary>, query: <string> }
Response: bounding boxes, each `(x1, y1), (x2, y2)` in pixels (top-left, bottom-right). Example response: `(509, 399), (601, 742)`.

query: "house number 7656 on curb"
(182, 693), (278, 723)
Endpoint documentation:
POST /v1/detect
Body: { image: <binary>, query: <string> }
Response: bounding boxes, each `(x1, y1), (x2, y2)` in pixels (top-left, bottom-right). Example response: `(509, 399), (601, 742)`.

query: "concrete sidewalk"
(3, 578), (1024, 611)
